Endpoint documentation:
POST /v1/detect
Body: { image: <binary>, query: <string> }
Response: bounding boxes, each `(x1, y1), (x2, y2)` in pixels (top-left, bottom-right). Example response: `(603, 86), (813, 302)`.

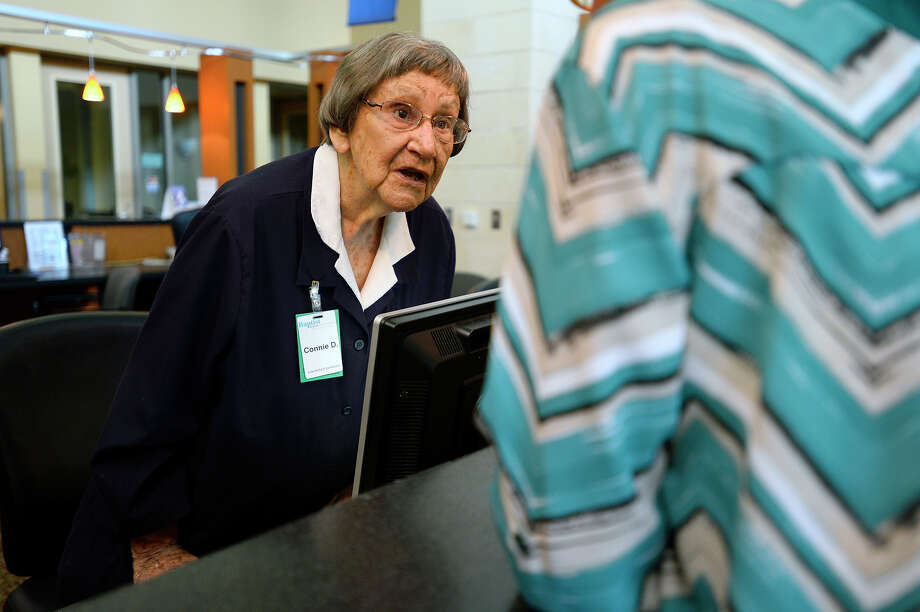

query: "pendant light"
(164, 50), (185, 113)
(82, 35), (104, 102)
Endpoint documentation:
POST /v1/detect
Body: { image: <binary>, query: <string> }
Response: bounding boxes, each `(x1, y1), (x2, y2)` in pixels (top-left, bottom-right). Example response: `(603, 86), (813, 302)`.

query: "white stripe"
(699, 178), (920, 413)
(673, 401), (841, 609)
(491, 310), (684, 444)
(500, 453), (667, 576)
(740, 497), (843, 611)
(684, 323), (760, 433)
(501, 250), (688, 402)
(675, 513), (731, 606)
(697, 261), (764, 308)
(535, 89), (657, 244)
(581, 0), (920, 126)
(751, 435), (920, 609)
(604, 43), (920, 167)
(750, 411), (920, 580)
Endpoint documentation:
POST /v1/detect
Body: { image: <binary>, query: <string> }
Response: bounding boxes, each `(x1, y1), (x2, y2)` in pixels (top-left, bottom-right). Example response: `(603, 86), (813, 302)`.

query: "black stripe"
(511, 230), (686, 350)
(730, 175), (920, 338)
(540, 370), (683, 424)
(508, 454), (663, 528)
(842, 28), (890, 68)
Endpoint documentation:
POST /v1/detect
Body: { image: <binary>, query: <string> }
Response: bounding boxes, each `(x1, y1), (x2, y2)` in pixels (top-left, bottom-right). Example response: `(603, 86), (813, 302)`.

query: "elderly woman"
(58, 32), (469, 602)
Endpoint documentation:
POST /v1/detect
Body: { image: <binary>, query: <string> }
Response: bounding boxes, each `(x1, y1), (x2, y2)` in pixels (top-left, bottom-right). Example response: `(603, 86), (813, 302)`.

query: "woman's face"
(331, 70), (460, 215)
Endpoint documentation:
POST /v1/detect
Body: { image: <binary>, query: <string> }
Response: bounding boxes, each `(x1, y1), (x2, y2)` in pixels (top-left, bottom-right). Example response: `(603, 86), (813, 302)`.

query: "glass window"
(135, 70), (166, 218)
(168, 73), (202, 202)
(0, 87), (7, 221)
(56, 81), (116, 219)
(270, 82), (308, 161)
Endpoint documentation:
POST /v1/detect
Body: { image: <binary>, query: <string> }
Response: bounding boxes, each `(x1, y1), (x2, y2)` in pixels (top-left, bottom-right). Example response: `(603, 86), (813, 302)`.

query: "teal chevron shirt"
(478, 1), (920, 610)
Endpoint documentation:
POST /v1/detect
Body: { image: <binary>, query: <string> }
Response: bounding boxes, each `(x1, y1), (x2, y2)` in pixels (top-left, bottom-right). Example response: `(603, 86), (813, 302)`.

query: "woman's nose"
(407, 119), (439, 157)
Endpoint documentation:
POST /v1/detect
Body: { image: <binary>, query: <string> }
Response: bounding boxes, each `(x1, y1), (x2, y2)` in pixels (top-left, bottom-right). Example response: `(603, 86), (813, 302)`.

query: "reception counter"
(67, 449), (528, 611)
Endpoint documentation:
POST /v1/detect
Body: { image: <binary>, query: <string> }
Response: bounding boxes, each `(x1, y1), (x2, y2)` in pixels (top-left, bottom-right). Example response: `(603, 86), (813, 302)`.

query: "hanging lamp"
(164, 50), (185, 113)
(82, 35), (104, 102)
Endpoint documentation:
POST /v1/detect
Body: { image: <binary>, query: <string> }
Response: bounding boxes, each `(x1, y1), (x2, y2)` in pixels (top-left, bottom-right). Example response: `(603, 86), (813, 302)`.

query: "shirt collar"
(310, 144), (415, 310)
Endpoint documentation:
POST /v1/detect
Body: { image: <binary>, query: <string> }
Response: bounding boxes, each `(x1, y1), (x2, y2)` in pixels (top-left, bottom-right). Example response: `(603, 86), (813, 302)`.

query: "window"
(270, 82), (308, 161)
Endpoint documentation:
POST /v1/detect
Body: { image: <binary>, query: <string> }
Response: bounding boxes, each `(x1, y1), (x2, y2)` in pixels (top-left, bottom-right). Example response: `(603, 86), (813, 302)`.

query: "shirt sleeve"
(57, 207), (242, 602)
(477, 28), (693, 611)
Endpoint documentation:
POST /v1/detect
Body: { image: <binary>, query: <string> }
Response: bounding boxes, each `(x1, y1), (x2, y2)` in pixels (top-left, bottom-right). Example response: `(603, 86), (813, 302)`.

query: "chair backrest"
(171, 208), (200, 245)
(101, 266), (141, 310)
(450, 272), (487, 297)
(0, 311), (146, 577)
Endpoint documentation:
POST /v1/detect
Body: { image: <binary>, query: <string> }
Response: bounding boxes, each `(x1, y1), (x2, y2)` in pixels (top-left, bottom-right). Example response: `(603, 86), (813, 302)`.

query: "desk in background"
(0, 265), (168, 326)
(67, 449), (526, 611)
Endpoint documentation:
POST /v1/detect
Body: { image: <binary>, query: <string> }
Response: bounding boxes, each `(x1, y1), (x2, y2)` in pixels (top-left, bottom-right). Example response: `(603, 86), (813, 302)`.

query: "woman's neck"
(342, 215), (383, 291)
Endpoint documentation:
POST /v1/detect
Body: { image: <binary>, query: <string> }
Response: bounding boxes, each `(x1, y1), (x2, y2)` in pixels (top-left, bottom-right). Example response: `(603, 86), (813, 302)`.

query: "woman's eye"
(434, 119), (452, 130)
(391, 105), (413, 121)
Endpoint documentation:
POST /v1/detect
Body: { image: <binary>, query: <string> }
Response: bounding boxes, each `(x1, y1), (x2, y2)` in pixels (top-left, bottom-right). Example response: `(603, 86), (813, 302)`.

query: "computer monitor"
(353, 288), (498, 496)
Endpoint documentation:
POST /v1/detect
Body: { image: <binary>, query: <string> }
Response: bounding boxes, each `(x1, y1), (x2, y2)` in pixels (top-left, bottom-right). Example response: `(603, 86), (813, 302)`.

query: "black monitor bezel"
(353, 288), (499, 496)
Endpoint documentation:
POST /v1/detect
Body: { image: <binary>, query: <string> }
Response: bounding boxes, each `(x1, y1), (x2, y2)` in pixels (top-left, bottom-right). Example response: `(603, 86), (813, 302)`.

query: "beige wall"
(422, 0), (581, 279)
(252, 81), (272, 169)
(7, 50), (46, 219)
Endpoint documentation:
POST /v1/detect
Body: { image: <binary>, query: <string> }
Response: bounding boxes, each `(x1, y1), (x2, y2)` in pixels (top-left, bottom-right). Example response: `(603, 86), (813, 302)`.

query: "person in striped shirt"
(477, 1), (920, 609)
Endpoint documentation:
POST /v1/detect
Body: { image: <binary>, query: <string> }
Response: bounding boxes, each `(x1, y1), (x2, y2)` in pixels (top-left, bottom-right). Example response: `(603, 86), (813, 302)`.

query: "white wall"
(0, 0), (350, 82)
(421, 0), (581, 279)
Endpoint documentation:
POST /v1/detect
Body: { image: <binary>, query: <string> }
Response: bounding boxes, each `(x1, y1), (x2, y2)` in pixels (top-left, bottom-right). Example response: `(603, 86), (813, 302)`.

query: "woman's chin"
(379, 188), (429, 213)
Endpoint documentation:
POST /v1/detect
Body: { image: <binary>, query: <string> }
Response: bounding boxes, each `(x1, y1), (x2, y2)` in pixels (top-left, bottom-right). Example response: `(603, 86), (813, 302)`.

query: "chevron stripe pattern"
(477, 1), (920, 610)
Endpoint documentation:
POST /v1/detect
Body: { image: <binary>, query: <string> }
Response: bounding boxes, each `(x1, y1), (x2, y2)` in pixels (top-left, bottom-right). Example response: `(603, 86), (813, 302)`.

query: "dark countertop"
(67, 448), (524, 612)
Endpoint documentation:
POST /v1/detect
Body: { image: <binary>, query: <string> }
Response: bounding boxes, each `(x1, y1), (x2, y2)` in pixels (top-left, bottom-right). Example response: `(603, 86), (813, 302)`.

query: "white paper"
(197, 176), (219, 205)
(24, 221), (69, 271)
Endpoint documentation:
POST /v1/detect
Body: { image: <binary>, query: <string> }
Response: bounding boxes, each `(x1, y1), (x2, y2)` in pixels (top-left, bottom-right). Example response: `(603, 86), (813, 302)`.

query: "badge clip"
(309, 280), (322, 313)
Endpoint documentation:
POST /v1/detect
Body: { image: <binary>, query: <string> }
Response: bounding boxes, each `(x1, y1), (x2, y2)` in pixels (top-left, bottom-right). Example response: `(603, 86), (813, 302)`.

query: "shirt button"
(353, 338), (366, 351)
(342, 406), (352, 416)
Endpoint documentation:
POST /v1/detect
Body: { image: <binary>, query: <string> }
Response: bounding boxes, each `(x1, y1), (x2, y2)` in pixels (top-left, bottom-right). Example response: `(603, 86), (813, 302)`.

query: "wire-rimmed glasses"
(363, 98), (471, 145)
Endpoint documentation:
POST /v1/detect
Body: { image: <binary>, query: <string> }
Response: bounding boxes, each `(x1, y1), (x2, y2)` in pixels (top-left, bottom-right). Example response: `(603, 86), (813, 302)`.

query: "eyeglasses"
(362, 98), (471, 145)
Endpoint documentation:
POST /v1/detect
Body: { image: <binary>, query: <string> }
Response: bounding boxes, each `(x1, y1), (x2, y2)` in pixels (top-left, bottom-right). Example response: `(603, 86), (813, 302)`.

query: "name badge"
(295, 309), (344, 383)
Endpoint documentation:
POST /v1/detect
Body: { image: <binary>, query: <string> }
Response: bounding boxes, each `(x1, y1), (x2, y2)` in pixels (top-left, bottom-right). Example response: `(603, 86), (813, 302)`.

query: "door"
(43, 65), (134, 219)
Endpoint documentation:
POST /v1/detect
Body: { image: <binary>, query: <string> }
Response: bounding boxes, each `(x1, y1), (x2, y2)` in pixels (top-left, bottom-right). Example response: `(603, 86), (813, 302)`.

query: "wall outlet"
(491, 209), (501, 229)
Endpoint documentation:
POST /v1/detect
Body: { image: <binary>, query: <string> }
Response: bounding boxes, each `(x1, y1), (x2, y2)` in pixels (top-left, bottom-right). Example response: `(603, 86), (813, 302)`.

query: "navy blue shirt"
(58, 147), (455, 600)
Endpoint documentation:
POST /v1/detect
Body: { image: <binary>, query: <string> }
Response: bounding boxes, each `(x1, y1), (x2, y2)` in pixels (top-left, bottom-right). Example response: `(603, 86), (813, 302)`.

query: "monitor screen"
(353, 288), (498, 495)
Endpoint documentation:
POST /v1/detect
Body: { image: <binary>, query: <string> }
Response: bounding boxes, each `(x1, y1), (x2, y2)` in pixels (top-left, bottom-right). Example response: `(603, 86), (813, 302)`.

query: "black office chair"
(469, 277), (499, 294)
(0, 312), (146, 612)
(450, 272), (487, 297)
(101, 266), (141, 311)
(170, 208), (201, 245)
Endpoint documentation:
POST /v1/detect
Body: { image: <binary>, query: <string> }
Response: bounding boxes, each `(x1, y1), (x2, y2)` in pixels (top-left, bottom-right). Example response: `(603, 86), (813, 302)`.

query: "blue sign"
(348, 0), (398, 25)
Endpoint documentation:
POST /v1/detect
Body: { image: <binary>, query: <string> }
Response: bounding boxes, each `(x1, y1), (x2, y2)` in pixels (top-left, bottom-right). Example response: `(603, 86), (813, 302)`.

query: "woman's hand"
(131, 526), (198, 583)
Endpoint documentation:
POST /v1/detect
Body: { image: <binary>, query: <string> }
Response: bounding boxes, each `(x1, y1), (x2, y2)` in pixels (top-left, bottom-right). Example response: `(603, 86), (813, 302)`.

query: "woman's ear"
(329, 127), (350, 154)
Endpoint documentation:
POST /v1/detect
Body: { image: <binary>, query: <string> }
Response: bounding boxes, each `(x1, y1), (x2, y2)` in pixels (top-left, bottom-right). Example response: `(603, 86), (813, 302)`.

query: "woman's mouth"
(398, 168), (428, 184)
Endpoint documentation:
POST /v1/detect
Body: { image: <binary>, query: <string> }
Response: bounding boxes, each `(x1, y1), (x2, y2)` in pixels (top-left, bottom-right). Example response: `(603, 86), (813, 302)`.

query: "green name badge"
(295, 309), (344, 383)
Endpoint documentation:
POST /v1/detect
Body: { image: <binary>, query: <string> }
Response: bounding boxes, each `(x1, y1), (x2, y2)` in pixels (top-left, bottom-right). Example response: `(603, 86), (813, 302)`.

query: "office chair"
(170, 208), (201, 245)
(101, 266), (141, 310)
(450, 272), (487, 297)
(468, 277), (499, 294)
(0, 312), (146, 612)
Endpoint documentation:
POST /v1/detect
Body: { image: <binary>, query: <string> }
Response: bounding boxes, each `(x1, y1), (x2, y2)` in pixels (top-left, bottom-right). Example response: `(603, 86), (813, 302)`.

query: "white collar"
(310, 144), (416, 310)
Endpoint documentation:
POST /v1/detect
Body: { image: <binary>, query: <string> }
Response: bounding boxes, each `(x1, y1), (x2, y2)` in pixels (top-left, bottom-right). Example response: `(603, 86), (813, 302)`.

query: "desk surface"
(0, 264), (168, 290)
(68, 449), (524, 611)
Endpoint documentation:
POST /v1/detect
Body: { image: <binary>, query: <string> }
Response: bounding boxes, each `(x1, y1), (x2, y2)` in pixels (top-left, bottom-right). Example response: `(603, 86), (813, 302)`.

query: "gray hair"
(318, 32), (470, 157)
